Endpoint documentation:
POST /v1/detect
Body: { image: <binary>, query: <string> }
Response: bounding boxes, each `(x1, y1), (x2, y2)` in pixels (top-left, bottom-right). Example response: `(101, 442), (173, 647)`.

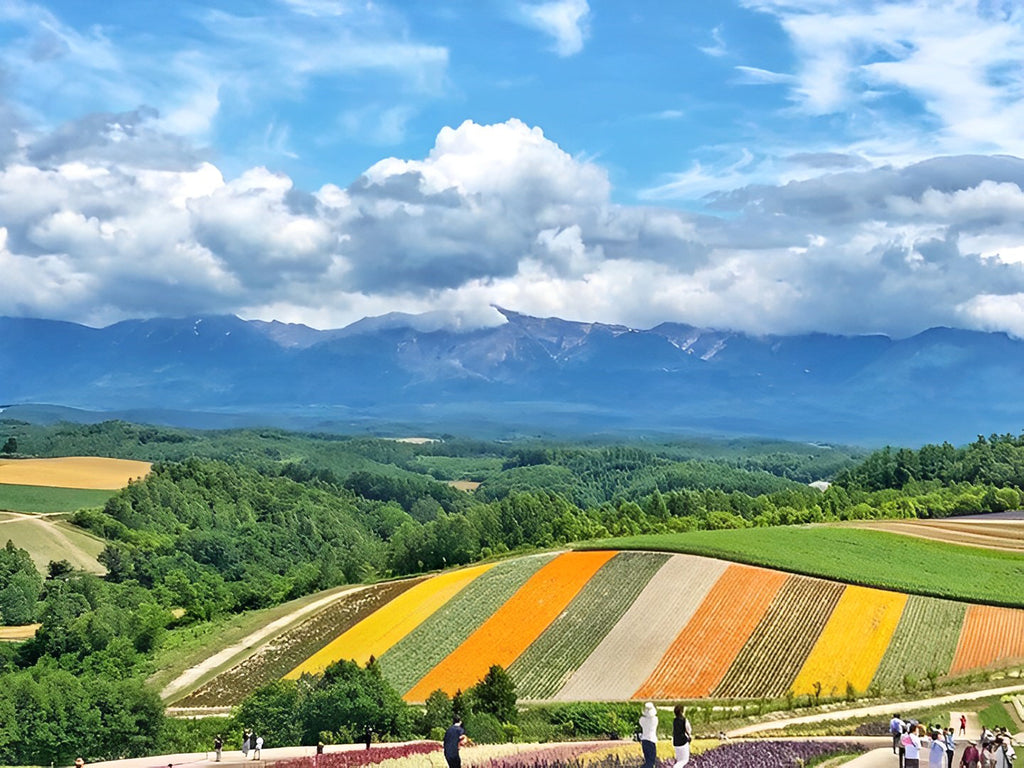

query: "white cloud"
(3, 111), (1024, 340)
(742, 0), (1024, 156)
(733, 66), (794, 85)
(957, 293), (1024, 338)
(700, 26), (728, 58)
(517, 0), (591, 57)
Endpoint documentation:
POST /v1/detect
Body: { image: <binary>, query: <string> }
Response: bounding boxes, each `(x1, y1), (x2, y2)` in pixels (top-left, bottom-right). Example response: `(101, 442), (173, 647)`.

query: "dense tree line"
(835, 433), (1024, 493)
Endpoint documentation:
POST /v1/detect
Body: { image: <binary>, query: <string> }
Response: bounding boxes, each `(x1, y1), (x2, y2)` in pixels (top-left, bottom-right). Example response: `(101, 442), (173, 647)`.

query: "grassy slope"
(0, 515), (105, 573)
(0, 483), (113, 513)
(577, 526), (1024, 608)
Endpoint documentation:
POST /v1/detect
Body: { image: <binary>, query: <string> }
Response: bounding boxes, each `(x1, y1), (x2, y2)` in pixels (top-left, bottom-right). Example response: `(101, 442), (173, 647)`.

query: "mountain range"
(1, 308), (1021, 445)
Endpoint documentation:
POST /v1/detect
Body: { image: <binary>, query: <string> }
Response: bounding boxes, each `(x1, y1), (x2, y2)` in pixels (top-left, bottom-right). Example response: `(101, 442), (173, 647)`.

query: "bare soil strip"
(853, 519), (1024, 553)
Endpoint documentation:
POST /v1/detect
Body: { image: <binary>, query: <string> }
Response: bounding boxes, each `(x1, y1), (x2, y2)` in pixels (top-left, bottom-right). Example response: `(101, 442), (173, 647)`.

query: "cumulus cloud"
(517, 0), (591, 57)
(3, 109), (1024, 340)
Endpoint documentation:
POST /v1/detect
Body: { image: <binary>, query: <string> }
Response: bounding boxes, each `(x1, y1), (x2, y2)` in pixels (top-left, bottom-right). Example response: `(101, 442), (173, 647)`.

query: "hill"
(4, 311), (1024, 442)
(171, 547), (1024, 709)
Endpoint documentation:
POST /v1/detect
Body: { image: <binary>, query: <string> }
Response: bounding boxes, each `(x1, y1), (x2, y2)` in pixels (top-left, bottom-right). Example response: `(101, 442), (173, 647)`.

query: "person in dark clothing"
(443, 717), (468, 768)
(213, 735), (223, 762)
(672, 704), (692, 768)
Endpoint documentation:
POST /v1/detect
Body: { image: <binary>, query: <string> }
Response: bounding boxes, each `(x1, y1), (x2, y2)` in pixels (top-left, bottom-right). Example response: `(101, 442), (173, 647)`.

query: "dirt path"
(160, 584), (367, 701)
(726, 683), (1024, 738)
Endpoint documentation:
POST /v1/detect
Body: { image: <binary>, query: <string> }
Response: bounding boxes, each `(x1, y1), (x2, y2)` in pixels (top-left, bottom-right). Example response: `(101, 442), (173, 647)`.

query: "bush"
(463, 711), (506, 743)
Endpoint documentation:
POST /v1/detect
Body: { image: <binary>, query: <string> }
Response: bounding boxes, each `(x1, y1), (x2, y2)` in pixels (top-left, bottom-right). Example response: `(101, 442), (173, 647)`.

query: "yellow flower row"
(288, 563), (496, 677)
(791, 584), (906, 696)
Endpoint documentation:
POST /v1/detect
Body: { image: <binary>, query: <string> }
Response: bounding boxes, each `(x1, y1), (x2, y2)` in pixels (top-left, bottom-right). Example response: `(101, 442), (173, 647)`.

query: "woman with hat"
(639, 702), (659, 768)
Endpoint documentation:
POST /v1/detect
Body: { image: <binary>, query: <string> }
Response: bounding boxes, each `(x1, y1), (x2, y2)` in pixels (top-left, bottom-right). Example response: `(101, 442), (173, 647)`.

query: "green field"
(0, 516), (106, 573)
(579, 526), (1024, 607)
(0, 483), (114, 513)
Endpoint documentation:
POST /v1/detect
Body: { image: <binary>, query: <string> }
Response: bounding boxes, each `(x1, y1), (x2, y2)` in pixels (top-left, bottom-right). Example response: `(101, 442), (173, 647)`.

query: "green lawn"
(0, 483), (114, 513)
(576, 526), (1024, 607)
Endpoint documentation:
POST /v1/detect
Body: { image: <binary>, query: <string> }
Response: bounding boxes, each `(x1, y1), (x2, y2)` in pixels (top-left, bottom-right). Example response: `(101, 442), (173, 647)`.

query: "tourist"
(242, 729), (252, 759)
(930, 728), (948, 768)
(892, 715), (906, 754)
(672, 704), (692, 768)
(443, 716), (468, 768)
(639, 702), (659, 768)
(961, 740), (981, 768)
(993, 737), (1015, 768)
(253, 734), (263, 760)
(213, 735), (223, 763)
(960, 716), (968, 737)
(904, 724), (924, 768)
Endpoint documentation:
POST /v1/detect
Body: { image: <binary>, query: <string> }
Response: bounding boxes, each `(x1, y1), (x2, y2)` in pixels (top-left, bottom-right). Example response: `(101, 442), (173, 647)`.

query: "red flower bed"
(276, 742), (441, 768)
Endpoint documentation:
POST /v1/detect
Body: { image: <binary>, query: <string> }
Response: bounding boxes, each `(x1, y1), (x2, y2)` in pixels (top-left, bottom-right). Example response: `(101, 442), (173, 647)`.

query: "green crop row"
(378, 553), (556, 694)
(870, 595), (966, 691)
(509, 551), (670, 699)
(582, 527), (1024, 607)
(714, 576), (844, 699)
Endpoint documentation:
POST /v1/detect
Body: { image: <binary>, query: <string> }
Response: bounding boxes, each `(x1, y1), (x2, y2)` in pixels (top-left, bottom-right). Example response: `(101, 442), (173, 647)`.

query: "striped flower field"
(190, 549), (1024, 705)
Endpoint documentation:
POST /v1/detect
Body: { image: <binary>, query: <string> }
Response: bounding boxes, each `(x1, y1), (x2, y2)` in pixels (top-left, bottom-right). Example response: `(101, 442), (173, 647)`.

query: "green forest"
(0, 419), (1023, 763)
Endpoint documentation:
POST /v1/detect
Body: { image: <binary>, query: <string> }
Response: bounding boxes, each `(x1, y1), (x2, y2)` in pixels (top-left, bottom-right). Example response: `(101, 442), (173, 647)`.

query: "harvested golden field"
(449, 480), (481, 491)
(0, 623), (40, 641)
(852, 518), (1024, 553)
(0, 457), (151, 490)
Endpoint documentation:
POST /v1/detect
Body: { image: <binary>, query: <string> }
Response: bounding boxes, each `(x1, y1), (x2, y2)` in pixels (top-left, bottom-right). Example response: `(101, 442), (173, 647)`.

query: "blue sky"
(3, 0), (1024, 338)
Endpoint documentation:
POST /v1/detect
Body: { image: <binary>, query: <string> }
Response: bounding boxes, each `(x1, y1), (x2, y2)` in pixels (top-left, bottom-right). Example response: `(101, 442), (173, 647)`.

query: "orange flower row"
(950, 604), (1024, 675)
(404, 550), (617, 702)
(634, 563), (788, 699)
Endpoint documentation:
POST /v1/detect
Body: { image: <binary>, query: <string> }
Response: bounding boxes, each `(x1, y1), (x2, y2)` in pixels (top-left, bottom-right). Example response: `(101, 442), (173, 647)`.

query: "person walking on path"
(672, 705), (692, 768)
(253, 734), (263, 760)
(893, 716), (905, 754)
(960, 716), (968, 737)
(639, 702), (659, 768)
(944, 728), (956, 768)
(242, 729), (251, 760)
(443, 717), (468, 768)
(213, 735), (223, 763)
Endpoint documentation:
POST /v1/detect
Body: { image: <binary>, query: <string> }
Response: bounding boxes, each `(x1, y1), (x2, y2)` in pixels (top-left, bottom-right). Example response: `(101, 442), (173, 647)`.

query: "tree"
(237, 680), (302, 746)
(295, 660), (411, 745)
(468, 664), (517, 724)
(0, 438), (16, 455)
(0, 541), (42, 626)
(420, 689), (453, 736)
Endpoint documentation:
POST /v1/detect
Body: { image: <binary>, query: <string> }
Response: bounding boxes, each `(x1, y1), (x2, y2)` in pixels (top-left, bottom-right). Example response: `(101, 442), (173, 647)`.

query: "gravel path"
(726, 682), (1024, 738)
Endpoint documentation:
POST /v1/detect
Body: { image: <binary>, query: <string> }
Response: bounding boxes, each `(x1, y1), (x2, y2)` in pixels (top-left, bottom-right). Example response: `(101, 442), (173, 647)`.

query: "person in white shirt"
(639, 702), (659, 768)
(904, 724), (924, 768)
(993, 738), (1015, 768)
